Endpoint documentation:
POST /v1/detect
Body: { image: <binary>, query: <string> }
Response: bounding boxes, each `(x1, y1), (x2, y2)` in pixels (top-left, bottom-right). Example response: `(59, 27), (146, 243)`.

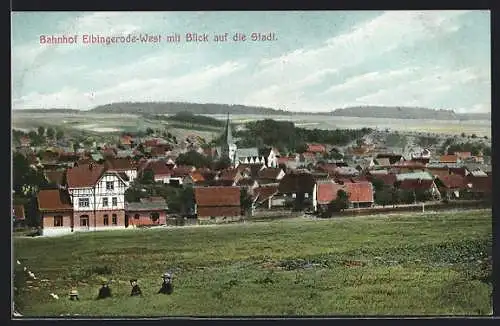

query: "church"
(216, 114), (278, 168)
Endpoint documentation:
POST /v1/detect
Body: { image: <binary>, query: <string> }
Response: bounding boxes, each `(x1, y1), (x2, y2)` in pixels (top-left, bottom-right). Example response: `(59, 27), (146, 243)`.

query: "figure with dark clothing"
(97, 282), (112, 299)
(130, 279), (142, 297)
(158, 272), (173, 295)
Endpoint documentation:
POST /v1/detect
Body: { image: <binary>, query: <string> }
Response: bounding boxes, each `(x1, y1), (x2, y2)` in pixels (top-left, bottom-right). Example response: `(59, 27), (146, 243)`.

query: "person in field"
(158, 272), (173, 295)
(130, 279), (142, 297)
(97, 281), (112, 299)
(69, 289), (79, 301)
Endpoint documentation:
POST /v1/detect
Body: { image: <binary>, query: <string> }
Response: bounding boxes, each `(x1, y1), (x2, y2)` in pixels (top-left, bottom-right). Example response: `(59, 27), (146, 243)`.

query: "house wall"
(72, 210), (126, 231)
(69, 173), (128, 211)
(42, 211), (73, 236)
(127, 210), (167, 226)
(125, 170), (137, 183)
(197, 206), (241, 218)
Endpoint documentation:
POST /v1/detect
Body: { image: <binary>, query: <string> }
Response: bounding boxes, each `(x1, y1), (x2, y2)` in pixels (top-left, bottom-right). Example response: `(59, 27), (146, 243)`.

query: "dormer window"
(106, 181), (114, 190)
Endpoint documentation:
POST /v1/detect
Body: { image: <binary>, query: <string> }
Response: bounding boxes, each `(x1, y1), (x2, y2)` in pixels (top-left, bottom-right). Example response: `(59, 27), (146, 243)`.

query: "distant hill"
(90, 102), (292, 115)
(330, 106), (490, 121)
(14, 109), (81, 114)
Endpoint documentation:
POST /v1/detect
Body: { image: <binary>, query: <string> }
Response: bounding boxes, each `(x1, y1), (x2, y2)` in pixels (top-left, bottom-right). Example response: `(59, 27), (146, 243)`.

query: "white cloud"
(243, 10), (470, 111)
(13, 61), (246, 110)
(351, 67), (489, 109)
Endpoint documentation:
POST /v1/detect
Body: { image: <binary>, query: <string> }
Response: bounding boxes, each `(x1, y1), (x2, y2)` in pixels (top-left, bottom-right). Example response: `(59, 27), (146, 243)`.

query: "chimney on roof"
(89, 162), (94, 170)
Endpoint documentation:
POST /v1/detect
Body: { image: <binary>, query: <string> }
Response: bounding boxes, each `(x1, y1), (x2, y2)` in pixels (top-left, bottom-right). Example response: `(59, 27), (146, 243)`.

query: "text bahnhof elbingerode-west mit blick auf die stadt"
(38, 32), (277, 45)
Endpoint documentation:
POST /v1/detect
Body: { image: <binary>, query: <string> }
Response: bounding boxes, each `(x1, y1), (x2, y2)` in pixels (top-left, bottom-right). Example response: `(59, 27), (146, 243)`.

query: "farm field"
(12, 112), (492, 138)
(13, 209), (492, 317)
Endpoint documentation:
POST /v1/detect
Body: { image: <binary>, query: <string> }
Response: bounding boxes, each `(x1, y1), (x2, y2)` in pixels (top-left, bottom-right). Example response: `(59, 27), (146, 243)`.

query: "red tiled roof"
(257, 167), (283, 180)
(449, 167), (467, 177)
(278, 172), (315, 194)
(254, 185), (279, 203)
(104, 158), (135, 171)
(307, 144), (326, 153)
(146, 160), (173, 177)
(37, 189), (73, 211)
(316, 163), (338, 174)
(344, 182), (374, 203)
(454, 152), (472, 159)
(440, 155), (458, 163)
(13, 204), (25, 220)
(120, 135), (133, 145)
(236, 178), (256, 187)
(436, 175), (466, 189)
(66, 163), (105, 188)
(172, 166), (195, 177)
(44, 170), (65, 185)
(219, 168), (240, 181)
(194, 186), (240, 206)
(189, 171), (205, 183)
(316, 182), (344, 205)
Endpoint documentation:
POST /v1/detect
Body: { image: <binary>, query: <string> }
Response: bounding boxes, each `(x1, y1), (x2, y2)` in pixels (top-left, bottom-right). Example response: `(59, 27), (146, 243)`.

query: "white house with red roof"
(65, 162), (130, 233)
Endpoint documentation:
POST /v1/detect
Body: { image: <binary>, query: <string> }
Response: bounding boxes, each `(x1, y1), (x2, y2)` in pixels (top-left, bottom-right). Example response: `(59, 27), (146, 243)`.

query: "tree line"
(234, 119), (372, 153)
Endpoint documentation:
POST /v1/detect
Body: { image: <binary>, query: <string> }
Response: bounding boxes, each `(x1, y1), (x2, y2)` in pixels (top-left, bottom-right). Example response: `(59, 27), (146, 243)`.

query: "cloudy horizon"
(11, 11), (490, 113)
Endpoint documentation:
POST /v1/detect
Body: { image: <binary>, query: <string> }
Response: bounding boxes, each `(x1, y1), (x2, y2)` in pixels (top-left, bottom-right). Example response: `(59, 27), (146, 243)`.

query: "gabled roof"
(306, 143), (327, 153)
(172, 165), (195, 177)
(316, 181), (344, 205)
(278, 172), (315, 194)
(194, 186), (240, 206)
(44, 170), (65, 185)
(104, 158), (136, 171)
(219, 168), (240, 181)
(188, 171), (205, 183)
(440, 155), (458, 163)
(344, 182), (374, 203)
(37, 189), (73, 211)
(237, 163), (265, 178)
(66, 163), (105, 188)
(236, 178), (257, 187)
(254, 185), (279, 204)
(148, 160), (173, 177)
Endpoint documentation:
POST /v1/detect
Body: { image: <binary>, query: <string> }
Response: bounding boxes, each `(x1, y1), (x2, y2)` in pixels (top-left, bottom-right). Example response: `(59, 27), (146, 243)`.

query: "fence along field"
(13, 209), (492, 316)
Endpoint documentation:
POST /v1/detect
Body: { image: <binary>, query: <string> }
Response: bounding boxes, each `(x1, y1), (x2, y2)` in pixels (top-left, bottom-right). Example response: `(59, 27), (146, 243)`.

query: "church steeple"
(223, 112), (233, 145)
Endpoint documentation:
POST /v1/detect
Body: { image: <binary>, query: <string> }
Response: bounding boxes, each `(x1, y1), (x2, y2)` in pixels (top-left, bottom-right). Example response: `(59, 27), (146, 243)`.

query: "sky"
(11, 11), (490, 113)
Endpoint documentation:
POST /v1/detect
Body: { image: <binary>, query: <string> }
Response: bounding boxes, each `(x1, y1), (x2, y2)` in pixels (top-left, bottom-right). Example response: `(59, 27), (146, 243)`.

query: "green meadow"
(13, 209), (492, 317)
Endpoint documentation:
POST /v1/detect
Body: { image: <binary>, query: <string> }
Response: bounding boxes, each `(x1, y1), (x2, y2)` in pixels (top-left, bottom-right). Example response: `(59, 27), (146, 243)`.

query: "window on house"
(292, 193), (297, 198)
(102, 197), (109, 207)
(103, 214), (109, 226)
(80, 215), (89, 227)
(305, 193), (309, 198)
(112, 197), (118, 206)
(54, 216), (63, 227)
(134, 214), (140, 220)
(79, 198), (89, 207)
(112, 214), (117, 225)
(106, 181), (114, 190)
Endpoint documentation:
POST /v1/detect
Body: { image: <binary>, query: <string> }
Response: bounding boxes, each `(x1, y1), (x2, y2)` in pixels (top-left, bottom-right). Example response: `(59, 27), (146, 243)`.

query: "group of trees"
(125, 183), (195, 215)
(446, 142), (491, 157)
(372, 179), (434, 207)
(13, 127), (64, 147)
(13, 153), (56, 226)
(234, 119), (372, 154)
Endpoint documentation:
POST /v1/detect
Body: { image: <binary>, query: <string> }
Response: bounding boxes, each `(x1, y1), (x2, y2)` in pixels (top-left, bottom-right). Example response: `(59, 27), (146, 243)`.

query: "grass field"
(13, 209), (492, 317)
